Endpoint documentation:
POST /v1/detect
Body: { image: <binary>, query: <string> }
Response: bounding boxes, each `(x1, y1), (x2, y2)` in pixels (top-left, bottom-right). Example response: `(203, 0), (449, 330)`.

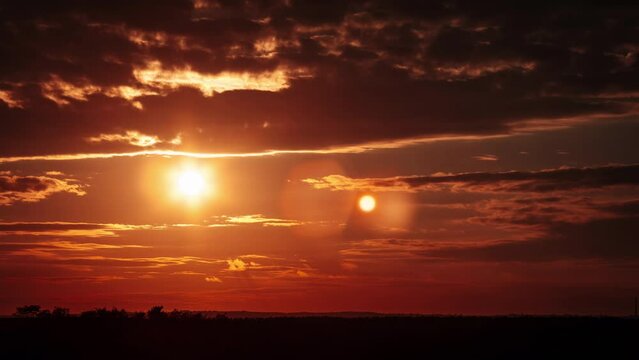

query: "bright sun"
(358, 195), (376, 212)
(177, 170), (206, 197)
(169, 163), (215, 204)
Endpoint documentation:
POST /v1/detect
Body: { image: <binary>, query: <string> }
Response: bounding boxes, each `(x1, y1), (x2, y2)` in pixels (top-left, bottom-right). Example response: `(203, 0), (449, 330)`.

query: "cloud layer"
(304, 164), (639, 193)
(1, 1), (638, 156)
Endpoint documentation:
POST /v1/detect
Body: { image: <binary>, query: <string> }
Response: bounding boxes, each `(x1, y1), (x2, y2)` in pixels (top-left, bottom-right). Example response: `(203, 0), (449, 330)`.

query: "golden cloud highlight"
(473, 154), (499, 161)
(133, 61), (293, 96)
(87, 131), (161, 147)
(226, 258), (251, 271)
(0, 222), (164, 237)
(0, 173), (86, 205)
(40, 75), (156, 109)
(0, 90), (23, 108)
(219, 214), (305, 227)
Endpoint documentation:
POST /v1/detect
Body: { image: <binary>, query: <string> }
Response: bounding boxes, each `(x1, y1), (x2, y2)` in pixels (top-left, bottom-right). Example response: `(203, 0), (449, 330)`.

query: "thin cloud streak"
(304, 164), (639, 193)
(1, 111), (626, 164)
(0, 133), (510, 163)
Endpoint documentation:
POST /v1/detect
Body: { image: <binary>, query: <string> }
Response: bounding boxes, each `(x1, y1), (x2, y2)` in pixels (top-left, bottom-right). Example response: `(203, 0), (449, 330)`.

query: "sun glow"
(169, 164), (214, 203)
(177, 170), (206, 197)
(358, 195), (376, 212)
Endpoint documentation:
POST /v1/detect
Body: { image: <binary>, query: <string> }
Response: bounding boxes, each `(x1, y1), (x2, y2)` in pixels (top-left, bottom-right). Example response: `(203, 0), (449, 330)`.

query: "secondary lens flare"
(358, 195), (376, 212)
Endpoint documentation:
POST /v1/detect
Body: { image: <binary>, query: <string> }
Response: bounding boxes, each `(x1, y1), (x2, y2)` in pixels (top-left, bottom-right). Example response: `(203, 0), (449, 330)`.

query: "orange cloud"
(0, 221), (164, 237)
(54, 255), (219, 268)
(14, 240), (148, 251)
(0, 89), (23, 108)
(40, 75), (101, 105)
(86, 131), (181, 147)
(0, 134), (511, 164)
(172, 271), (206, 276)
(226, 258), (251, 271)
(219, 255), (317, 280)
(133, 61), (298, 96)
(339, 238), (449, 261)
(40, 75), (157, 108)
(434, 60), (536, 80)
(102, 86), (158, 109)
(87, 131), (160, 147)
(2, 240), (150, 259)
(473, 154), (499, 161)
(225, 255), (275, 272)
(304, 164), (639, 194)
(302, 174), (414, 192)
(219, 214), (305, 227)
(0, 173), (86, 205)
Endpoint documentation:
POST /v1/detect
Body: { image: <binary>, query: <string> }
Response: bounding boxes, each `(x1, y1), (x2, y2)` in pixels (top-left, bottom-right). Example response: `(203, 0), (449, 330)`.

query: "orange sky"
(1, 0), (639, 315)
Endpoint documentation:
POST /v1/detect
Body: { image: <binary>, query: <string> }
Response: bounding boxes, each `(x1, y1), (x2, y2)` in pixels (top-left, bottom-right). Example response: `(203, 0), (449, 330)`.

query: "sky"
(1, 0), (638, 315)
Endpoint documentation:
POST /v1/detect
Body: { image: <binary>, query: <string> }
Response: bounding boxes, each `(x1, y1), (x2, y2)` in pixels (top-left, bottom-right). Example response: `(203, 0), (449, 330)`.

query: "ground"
(1, 316), (637, 359)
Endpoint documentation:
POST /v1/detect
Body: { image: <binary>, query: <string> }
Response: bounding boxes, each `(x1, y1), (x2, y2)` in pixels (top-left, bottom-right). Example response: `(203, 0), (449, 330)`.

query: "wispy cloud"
(86, 130), (182, 147)
(221, 255), (317, 280)
(39, 74), (156, 109)
(40, 75), (101, 106)
(0, 216), (328, 237)
(0, 172), (86, 205)
(133, 61), (302, 96)
(0, 221), (162, 237)
(473, 154), (499, 161)
(86, 131), (158, 147)
(0, 89), (23, 108)
(0, 134), (511, 164)
(303, 164), (639, 193)
(5, 240), (147, 251)
(216, 214), (306, 227)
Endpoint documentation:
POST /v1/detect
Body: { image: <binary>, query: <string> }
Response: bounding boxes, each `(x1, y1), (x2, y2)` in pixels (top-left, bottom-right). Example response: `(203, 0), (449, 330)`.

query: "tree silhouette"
(169, 309), (187, 319)
(130, 311), (146, 319)
(36, 310), (51, 318)
(80, 307), (127, 319)
(15, 305), (41, 317)
(169, 309), (203, 320)
(147, 306), (167, 320)
(109, 307), (127, 319)
(51, 307), (70, 318)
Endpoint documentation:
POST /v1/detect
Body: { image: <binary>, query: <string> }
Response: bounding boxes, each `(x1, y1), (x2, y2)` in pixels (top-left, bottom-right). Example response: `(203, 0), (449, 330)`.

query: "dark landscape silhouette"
(2, 305), (638, 359)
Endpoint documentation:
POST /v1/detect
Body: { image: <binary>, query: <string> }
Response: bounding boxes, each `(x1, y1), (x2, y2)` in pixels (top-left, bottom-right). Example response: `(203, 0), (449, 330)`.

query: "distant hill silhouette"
(198, 310), (391, 318)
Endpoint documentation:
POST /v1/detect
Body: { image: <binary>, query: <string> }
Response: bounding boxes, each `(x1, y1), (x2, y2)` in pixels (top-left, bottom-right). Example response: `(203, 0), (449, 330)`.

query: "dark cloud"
(426, 217), (639, 262)
(340, 215), (639, 263)
(305, 164), (639, 193)
(595, 199), (639, 217)
(1, 1), (639, 155)
(0, 173), (86, 205)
